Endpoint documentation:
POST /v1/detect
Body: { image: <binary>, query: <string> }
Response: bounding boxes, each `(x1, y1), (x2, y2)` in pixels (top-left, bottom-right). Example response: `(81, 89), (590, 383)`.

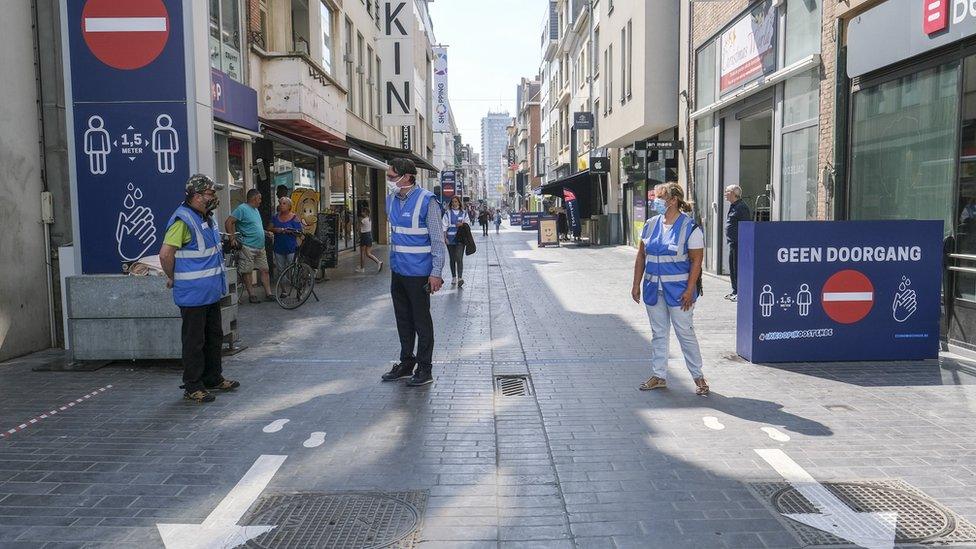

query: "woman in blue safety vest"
(630, 182), (709, 396)
(443, 196), (470, 288)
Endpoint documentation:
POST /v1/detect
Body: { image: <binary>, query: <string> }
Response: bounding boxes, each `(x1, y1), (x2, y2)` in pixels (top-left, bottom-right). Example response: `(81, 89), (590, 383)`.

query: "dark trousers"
(729, 244), (739, 294)
(447, 244), (464, 279)
(481, 223), (488, 236)
(391, 272), (434, 368)
(180, 302), (223, 392)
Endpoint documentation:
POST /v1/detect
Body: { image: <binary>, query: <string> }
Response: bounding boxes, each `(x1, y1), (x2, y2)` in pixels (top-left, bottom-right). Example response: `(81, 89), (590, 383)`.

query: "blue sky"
(429, 0), (549, 155)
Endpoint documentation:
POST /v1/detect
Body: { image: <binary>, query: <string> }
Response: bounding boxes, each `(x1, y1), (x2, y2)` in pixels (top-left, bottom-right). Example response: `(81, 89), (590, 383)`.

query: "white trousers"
(645, 294), (704, 381)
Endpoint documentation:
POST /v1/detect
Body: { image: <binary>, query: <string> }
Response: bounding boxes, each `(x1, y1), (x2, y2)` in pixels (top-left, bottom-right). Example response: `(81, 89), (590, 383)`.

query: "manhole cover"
(495, 375), (533, 396)
(242, 491), (427, 549)
(750, 480), (976, 546)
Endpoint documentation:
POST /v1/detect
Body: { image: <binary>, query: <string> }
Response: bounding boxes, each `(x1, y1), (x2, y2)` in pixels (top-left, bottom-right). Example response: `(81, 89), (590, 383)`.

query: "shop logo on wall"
(925, 0), (949, 34)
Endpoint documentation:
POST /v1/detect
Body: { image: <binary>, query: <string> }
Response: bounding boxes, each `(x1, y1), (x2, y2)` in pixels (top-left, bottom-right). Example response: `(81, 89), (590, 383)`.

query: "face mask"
(653, 198), (667, 216)
(206, 196), (219, 213)
(386, 175), (404, 194)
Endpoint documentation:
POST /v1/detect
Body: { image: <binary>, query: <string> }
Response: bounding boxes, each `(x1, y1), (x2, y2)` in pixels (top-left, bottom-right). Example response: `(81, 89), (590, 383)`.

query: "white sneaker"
(355, 267), (365, 273)
(451, 278), (457, 286)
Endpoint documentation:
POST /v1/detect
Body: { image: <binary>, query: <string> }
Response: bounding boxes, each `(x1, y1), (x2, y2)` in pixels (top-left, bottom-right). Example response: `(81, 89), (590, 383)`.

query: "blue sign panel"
(65, 0), (190, 273)
(736, 221), (943, 363)
(440, 170), (457, 199)
(211, 68), (259, 132)
(521, 213), (541, 231)
(509, 213), (523, 226)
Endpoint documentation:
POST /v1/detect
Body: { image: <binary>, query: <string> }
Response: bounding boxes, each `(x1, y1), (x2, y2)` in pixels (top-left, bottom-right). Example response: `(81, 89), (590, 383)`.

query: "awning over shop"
(539, 170), (606, 218)
(260, 118), (349, 156)
(346, 136), (439, 173)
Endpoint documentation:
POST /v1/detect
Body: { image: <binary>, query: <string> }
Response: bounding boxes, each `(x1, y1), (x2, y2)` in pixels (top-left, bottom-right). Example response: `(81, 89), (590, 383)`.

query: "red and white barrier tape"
(0, 384), (114, 439)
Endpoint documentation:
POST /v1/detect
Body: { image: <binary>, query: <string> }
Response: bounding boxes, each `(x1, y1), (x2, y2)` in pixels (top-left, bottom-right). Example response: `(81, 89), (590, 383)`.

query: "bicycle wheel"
(275, 263), (315, 309)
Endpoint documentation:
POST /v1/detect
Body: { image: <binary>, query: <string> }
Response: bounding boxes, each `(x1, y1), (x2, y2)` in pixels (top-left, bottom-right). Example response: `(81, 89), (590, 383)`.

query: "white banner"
(432, 47), (449, 132)
(719, 0), (776, 94)
(379, 0), (415, 126)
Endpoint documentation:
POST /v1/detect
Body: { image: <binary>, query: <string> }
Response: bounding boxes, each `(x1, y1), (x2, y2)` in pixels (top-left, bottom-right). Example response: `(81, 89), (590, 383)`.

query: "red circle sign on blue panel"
(81, 0), (169, 70)
(821, 269), (874, 325)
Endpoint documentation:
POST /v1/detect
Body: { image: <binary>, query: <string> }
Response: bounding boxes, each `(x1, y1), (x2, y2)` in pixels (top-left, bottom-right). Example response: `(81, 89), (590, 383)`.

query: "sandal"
(694, 377), (710, 396)
(248, 295), (259, 304)
(639, 376), (667, 391)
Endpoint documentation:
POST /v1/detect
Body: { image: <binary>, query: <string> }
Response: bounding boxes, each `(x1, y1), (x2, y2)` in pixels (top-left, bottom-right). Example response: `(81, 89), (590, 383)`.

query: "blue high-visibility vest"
(166, 205), (227, 307)
(387, 187), (435, 277)
(642, 213), (697, 307)
(445, 209), (464, 245)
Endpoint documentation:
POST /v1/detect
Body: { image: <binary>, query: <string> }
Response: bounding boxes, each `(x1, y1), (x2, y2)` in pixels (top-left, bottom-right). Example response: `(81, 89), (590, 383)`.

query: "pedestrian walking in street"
(478, 208), (489, 236)
(443, 196), (469, 287)
(725, 184), (751, 302)
(381, 158), (446, 387)
(225, 189), (273, 303)
(159, 174), (240, 403)
(493, 209), (502, 234)
(268, 197), (303, 279)
(631, 182), (709, 396)
(357, 206), (383, 273)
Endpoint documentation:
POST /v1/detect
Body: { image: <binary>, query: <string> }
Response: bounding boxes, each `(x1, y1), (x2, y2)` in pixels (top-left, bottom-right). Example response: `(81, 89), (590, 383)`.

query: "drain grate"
(488, 263), (500, 267)
(242, 491), (427, 549)
(823, 404), (857, 412)
(495, 375), (533, 397)
(749, 480), (976, 546)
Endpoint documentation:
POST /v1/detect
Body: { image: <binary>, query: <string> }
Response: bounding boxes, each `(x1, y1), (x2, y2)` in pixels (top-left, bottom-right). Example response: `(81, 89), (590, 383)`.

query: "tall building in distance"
(481, 111), (512, 206)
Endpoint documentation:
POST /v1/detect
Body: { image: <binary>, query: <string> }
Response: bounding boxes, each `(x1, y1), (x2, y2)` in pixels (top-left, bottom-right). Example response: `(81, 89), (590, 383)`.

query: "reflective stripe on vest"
(387, 187), (434, 276)
(167, 205), (226, 307)
(642, 213), (696, 307)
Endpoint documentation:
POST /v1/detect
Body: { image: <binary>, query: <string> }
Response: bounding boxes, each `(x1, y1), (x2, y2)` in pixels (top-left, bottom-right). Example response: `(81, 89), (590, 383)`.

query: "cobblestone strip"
(488, 235), (576, 548)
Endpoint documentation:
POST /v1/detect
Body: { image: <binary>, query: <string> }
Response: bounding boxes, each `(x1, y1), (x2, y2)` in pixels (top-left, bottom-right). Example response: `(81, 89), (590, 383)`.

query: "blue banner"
(509, 213), (523, 226)
(65, 0), (191, 273)
(564, 189), (581, 236)
(737, 221), (943, 363)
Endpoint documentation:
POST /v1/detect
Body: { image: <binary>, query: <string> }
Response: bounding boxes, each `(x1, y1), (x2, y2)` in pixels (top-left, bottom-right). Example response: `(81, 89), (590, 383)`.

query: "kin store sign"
(736, 221), (943, 363)
(380, 0), (415, 127)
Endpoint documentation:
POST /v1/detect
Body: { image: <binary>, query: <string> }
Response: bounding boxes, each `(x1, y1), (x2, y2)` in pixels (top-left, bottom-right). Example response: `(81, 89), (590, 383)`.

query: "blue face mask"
(653, 198), (667, 216)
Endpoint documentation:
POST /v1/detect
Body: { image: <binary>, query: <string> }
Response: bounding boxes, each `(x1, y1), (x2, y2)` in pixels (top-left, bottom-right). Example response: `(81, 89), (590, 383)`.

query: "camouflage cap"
(185, 174), (224, 195)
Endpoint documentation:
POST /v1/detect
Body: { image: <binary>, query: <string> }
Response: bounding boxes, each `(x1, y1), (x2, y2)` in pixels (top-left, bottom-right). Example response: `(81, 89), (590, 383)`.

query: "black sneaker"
(381, 362), (415, 382)
(406, 368), (433, 387)
(184, 389), (215, 403)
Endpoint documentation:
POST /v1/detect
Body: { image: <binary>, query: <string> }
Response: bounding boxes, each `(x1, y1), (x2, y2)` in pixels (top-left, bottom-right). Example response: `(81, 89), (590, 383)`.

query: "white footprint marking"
(761, 426), (791, 442)
(702, 416), (725, 430)
(262, 419), (289, 433)
(303, 432), (327, 448)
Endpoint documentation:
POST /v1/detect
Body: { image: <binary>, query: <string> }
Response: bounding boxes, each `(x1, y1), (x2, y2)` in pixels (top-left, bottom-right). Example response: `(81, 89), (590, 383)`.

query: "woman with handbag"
(443, 196), (470, 288)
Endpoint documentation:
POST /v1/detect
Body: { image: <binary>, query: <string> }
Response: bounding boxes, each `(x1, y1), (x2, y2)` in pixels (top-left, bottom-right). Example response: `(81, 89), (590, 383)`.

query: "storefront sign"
(736, 220), (943, 363)
(211, 68), (258, 132)
(848, 0), (976, 77)
(521, 212), (541, 231)
(573, 112), (594, 130)
(440, 170), (456, 198)
(63, 0), (196, 273)
(510, 213), (523, 225)
(432, 47), (449, 132)
(538, 216), (559, 247)
(400, 125), (412, 150)
(719, 0), (776, 95)
(508, 147), (517, 168)
(314, 212), (339, 269)
(644, 140), (683, 151)
(379, 0), (415, 126)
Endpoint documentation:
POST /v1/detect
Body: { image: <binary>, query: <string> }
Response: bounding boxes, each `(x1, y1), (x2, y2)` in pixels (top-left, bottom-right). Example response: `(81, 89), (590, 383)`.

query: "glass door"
(951, 56), (976, 352)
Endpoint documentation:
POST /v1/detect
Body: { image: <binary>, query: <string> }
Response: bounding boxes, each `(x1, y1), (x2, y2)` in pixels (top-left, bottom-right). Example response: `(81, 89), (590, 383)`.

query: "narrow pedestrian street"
(2, 226), (976, 548)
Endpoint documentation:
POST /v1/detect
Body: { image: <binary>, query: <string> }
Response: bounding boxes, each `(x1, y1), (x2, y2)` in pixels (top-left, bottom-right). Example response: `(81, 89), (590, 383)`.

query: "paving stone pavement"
(2, 223), (976, 548)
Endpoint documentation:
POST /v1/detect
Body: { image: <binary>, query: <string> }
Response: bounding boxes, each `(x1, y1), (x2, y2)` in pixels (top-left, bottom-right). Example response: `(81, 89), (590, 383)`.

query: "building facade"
(515, 77), (543, 210)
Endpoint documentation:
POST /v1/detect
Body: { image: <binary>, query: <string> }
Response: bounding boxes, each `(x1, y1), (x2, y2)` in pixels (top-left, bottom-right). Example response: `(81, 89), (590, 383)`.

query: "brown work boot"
(183, 389), (215, 403)
(206, 379), (241, 391)
(694, 377), (710, 396)
(639, 376), (667, 391)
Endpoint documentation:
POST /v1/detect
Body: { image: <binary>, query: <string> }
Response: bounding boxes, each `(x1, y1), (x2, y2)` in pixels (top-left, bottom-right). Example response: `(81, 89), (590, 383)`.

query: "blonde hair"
(661, 182), (693, 214)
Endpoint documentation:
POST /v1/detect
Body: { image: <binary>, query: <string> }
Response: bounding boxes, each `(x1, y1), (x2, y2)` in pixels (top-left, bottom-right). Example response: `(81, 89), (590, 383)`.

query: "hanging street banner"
(720, 0), (777, 95)
(379, 0), (416, 126)
(62, 0), (212, 274)
(432, 47), (449, 132)
(736, 220), (943, 363)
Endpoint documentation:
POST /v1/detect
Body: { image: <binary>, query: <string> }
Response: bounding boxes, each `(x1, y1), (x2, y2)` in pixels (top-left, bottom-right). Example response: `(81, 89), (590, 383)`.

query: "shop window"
(320, 2), (334, 74)
(781, 126), (819, 220)
(208, 0), (243, 81)
(357, 33), (366, 119)
(849, 62), (959, 234)
(345, 18), (354, 111)
(626, 19), (632, 100)
(695, 41), (716, 108)
(785, 0), (821, 66)
(955, 55), (976, 302)
(783, 70), (820, 127)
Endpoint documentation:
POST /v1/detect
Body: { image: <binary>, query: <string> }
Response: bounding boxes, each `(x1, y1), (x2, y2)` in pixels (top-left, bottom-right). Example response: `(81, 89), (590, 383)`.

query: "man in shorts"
(226, 189), (273, 303)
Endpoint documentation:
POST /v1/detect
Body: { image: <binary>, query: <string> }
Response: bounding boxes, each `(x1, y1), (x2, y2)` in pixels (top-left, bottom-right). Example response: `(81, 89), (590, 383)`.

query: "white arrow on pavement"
(157, 454), (287, 549)
(755, 449), (896, 549)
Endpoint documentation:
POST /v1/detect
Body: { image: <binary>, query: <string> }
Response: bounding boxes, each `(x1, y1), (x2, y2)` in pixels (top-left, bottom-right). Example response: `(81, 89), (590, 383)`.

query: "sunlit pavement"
(2, 224), (976, 548)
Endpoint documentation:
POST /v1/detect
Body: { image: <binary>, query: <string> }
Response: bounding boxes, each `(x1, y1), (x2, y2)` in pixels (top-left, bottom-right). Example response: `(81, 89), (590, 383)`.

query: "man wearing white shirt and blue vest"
(160, 175), (240, 403)
(381, 159), (447, 387)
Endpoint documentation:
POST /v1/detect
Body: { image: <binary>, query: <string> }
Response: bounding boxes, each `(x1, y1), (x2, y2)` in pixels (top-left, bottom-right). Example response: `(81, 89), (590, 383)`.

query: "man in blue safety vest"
(159, 175), (241, 403)
(380, 159), (447, 387)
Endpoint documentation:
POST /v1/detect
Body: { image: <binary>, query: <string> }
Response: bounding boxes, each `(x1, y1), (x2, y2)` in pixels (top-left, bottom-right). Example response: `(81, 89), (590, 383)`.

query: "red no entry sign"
(821, 269), (874, 324)
(81, 0), (169, 70)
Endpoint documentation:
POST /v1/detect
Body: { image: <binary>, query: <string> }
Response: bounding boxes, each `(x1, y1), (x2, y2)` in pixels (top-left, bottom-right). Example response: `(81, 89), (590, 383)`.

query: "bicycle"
(274, 230), (324, 310)
(221, 232), (247, 301)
